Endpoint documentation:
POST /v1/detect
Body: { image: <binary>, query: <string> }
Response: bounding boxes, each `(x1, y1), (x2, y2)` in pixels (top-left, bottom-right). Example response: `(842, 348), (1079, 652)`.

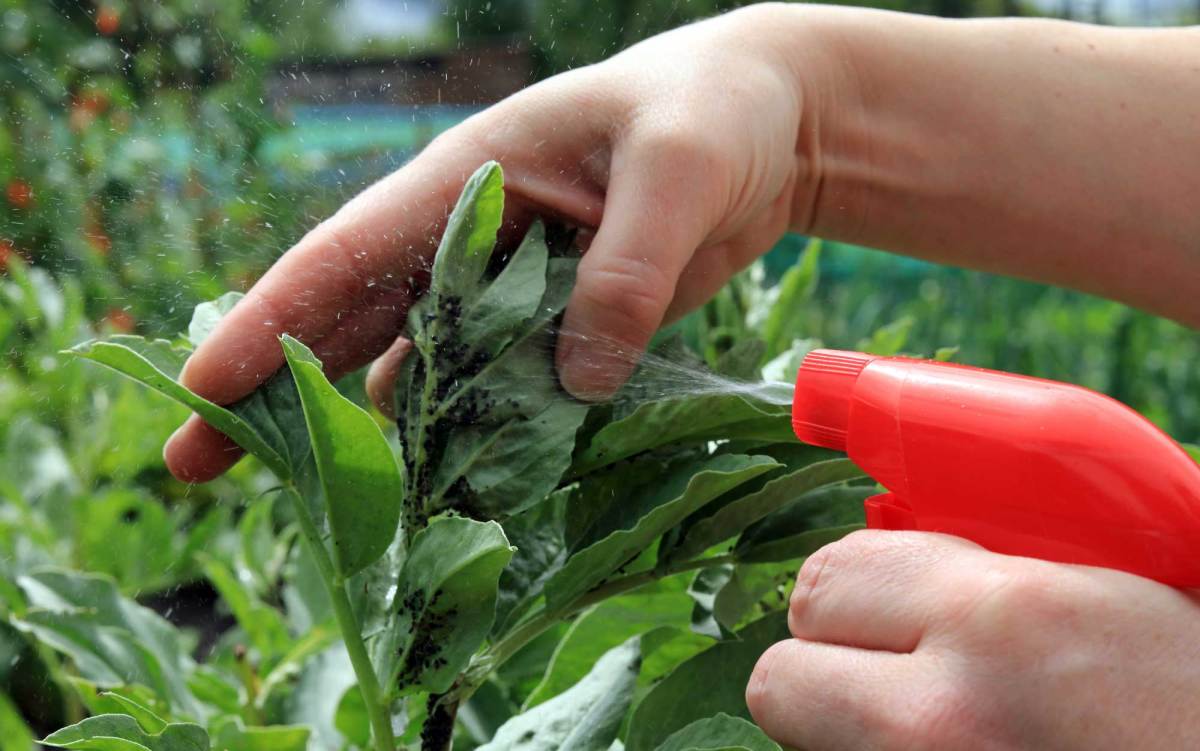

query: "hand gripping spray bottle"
(791, 350), (1200, 587)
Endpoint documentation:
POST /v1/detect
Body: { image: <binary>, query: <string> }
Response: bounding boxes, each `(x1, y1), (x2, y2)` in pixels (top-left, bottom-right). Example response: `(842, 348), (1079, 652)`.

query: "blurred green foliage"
(0, 0), (352, 336)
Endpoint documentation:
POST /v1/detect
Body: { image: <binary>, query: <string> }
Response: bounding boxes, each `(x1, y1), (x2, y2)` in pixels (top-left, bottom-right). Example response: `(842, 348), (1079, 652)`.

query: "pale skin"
(166, 5), (1200, 748)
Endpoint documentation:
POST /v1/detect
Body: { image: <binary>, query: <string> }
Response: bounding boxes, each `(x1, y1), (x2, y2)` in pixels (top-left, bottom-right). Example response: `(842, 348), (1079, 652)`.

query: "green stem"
(285, 487), (396, 751)
(469, 553), (737, 696)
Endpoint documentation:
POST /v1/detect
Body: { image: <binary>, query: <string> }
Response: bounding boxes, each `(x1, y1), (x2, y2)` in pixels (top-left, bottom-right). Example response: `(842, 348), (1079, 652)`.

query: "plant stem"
(471, 553), (737, 695)
(285, 487), (396, 751)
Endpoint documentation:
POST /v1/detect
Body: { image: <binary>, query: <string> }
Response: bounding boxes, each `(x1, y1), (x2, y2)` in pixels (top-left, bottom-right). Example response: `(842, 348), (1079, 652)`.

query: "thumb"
(556, 141), (714, 399)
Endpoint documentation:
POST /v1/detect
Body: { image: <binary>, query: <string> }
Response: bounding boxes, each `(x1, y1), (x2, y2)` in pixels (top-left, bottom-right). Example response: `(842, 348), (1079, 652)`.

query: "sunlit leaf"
(281, 335), (403, 577)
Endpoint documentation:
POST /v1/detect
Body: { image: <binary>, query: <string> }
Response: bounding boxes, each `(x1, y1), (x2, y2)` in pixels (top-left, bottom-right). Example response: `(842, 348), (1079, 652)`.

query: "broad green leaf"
(525, 587), (693, 708)
(0, 691), (34, 751)
(478, 637), (641, 751)
(547, 455), (779, 609)
(210, 717), (311, 751)
(66, 336), (289, 478)
(42, 715), (207, 751)
(653, 714), (780, 751)
(185, 666), (241, 719)
(734, 484), (872, 563)
(430, 161), (506, 299)
(761, 240), (820, 359)
(669, 459), (865, 563)
(572, 396), (792, 475)
(281, 335), (403, 577)
(379, 517), (514, 693)
(626, 614), (789, 751)
(12, 570), (203, 720)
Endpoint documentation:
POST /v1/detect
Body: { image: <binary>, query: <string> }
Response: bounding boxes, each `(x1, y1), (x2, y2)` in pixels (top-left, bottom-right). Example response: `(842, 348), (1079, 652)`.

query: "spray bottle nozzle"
(792, 349), (879, 451)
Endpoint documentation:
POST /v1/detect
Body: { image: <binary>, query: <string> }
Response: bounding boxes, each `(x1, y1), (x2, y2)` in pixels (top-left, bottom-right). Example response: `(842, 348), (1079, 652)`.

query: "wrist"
(723, 3), (888, 240)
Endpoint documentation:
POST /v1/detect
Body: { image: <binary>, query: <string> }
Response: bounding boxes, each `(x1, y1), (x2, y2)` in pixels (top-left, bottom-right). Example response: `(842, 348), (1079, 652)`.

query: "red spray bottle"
(791, 349), (1200, 587)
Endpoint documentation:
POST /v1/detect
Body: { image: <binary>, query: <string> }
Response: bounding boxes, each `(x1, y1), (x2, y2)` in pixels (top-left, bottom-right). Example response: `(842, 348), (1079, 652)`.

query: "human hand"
(164, 3), (841, 482)
(747, 530), (1200, 750)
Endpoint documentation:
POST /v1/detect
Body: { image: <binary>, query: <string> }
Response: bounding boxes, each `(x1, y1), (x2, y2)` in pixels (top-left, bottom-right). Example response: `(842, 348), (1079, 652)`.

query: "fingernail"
(557, 336), (632, 402)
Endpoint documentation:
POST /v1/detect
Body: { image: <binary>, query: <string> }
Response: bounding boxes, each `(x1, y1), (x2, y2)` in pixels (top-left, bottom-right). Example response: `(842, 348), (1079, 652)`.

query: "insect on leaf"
(396, 163), (587, 523)
(378, 517), (514, 694)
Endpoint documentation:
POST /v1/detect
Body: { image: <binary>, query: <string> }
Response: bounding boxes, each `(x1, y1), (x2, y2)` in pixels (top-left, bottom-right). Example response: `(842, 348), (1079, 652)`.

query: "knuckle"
(577, 255), (673, 337)
(632, 122), (722, 180)
(790, 546), (834, 621)
(791, 531), (873, 602)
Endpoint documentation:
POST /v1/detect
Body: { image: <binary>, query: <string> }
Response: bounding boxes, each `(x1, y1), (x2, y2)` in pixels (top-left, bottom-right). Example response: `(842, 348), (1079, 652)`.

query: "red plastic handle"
(793, 350), (1200, 587)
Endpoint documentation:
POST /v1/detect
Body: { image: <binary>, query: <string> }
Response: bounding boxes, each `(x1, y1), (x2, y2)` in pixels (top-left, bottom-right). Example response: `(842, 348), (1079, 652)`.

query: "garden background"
(0, 0), (1197, 747)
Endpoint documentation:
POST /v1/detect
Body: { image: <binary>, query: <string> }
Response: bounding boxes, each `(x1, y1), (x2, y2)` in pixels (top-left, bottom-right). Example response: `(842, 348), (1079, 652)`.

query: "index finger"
(180, 146), (484, 405)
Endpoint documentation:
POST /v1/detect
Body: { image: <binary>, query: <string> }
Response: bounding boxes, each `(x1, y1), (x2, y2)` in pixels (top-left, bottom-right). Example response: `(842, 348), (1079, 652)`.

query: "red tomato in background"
(103, 308), (137, 333)
(6, 180), (32, 210)
(96, 6), (120, 36)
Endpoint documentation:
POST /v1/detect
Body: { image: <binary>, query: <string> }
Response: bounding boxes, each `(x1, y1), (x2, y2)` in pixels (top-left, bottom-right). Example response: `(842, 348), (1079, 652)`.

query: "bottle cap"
(792, 349), (878, 451)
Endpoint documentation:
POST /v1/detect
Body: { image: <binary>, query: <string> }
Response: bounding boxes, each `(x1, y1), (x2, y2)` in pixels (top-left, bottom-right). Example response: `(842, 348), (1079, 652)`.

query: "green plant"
(53, 162), (873, 749)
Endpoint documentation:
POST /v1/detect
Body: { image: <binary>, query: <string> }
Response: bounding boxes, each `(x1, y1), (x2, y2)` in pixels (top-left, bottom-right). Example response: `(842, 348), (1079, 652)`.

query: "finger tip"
(554, 326), (632, 401)
(366, 337), (411, 420)
(745, 641), (785, 721)
(164, 418), (242, 484)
